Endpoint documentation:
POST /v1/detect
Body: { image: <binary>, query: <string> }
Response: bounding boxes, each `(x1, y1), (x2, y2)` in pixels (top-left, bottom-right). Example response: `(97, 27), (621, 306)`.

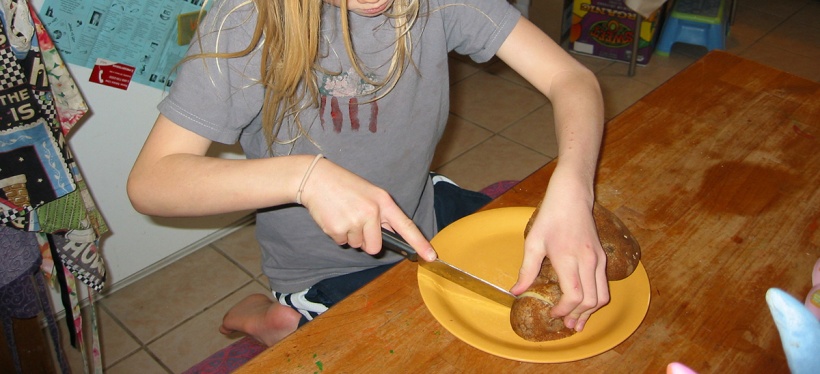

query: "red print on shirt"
(318, 69), (379, 133)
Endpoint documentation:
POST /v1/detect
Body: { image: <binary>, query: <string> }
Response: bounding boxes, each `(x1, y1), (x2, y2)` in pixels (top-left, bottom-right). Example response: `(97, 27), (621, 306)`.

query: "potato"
(509, 259), (576, 341)
(511, 202), (641, 342)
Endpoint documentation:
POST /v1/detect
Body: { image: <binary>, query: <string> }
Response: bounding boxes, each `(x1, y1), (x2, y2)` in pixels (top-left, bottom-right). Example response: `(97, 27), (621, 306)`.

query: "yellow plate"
(419, 207), (650, 363)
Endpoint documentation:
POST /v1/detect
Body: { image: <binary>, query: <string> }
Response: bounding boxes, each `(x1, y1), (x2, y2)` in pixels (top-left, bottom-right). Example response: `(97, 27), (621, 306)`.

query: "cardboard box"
(569, 0), (663, 65)
(529, 0), (573, 45)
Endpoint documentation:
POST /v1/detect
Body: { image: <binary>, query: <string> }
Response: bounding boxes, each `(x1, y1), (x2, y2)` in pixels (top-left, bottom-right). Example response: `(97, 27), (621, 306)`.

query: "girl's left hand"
(509, 169), (609, 332)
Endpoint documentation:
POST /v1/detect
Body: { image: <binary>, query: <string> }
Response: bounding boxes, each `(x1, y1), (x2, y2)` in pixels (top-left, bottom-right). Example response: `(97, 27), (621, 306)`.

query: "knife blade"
(381, 228), (516, 308)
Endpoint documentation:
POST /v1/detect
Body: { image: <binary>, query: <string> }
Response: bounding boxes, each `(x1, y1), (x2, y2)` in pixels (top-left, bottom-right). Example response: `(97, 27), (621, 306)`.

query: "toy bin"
(569, 0), (664, 65)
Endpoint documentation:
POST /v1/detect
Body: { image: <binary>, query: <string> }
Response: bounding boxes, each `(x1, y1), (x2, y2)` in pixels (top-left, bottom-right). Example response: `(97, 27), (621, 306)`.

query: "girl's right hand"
(297, 158), (437, 262)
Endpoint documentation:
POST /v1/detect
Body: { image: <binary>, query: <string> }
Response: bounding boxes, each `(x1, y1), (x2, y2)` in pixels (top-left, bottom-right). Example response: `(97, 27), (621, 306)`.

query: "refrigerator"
(28, 0), (252, 305)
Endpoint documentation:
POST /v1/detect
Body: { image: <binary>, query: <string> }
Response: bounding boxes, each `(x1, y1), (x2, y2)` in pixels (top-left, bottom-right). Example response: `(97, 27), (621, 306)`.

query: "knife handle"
(381, 228), (420, 262)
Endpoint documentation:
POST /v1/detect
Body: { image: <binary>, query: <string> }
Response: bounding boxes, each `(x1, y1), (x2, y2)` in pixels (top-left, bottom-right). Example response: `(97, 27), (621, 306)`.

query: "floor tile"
(786, 1), (820, 26)
(571, 52), (617, 73)
(49, 304), (141, 372)
(211, 224), (264, 278)
(448, 57), (481, 84)
(630, 53), (697, 88)
(432, 115), (493, 169)
(101, 247), (251, 343)
(450, 71), (546, 133)
(95, 306), (142, 369)
(595, 65), (657, 119)
(739, 43), (820, 82)
(483, 59), (531, 88)
(757, 16), (820, 59)
(740, 0), (810, 18)
(500, 103), (559, 159)
(725, 6), (786, 54)
(149, 281), (269, 373)
(434, 135), (550, 192)
(106, 350), (170, 374)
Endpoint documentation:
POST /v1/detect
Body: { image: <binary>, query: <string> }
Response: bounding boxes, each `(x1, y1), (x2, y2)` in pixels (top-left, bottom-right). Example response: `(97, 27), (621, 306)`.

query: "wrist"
(549, 162), (595, 205)
(296, 154), (324, 205)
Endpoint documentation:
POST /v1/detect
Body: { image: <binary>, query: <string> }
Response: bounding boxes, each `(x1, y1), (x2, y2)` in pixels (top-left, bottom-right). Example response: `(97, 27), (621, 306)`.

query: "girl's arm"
(496, 16), (607, 332)
(127, 114), (437, 260)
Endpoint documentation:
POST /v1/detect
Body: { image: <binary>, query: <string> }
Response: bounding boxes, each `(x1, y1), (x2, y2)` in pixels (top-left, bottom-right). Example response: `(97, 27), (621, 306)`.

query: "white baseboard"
(47, 213), (256, 322)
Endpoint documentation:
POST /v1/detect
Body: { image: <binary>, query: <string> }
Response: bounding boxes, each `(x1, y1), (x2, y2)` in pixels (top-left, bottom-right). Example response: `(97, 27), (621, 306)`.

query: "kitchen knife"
(381, 228), (516, 308)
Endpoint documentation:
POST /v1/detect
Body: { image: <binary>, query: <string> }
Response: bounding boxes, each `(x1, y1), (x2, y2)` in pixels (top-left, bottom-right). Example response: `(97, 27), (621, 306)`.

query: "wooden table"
(237, 51), (819, 373)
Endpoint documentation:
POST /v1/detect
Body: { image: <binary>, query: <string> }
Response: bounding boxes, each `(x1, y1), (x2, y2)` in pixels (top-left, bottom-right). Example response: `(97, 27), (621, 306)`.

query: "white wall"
(65, 66), (252, 289)
(30, 0), (252, 302)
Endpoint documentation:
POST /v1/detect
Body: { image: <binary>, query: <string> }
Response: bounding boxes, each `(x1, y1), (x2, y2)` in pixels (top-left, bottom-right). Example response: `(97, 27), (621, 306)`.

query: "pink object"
(667, 362), (698, 374)
(805, 258), (820, 320)
(183, 336), (266, 374)
(480, 180), (518, 199)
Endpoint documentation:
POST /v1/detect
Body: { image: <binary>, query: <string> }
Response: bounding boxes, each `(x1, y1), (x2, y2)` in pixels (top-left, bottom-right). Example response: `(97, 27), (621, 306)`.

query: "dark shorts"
(276, 177), (491, 326)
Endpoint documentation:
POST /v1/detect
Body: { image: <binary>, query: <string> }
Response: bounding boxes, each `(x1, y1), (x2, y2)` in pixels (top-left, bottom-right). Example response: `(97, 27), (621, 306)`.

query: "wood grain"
(236, 51), (818, 373)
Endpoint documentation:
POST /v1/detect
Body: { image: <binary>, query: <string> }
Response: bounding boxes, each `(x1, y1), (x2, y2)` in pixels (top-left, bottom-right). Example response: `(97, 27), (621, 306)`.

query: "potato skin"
(593, 203), (641, 281)
(510, 261), (576, 341)
(512, 202), (641, 342)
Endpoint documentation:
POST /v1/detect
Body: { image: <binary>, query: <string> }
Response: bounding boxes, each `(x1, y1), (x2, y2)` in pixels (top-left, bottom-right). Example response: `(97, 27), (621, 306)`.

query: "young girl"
(128, 0), (608, 346)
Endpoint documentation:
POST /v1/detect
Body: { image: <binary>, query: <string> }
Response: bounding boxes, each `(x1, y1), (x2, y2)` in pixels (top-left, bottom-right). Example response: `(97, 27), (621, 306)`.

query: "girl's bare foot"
(219, 293), (301, 346)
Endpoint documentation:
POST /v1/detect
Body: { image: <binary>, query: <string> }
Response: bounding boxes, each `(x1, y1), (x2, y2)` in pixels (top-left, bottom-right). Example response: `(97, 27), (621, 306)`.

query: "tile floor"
(53, 1), (820, 372)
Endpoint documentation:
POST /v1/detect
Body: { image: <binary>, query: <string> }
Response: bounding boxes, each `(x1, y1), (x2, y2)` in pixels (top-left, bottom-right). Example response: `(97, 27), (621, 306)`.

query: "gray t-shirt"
(158, 0), (519, 292)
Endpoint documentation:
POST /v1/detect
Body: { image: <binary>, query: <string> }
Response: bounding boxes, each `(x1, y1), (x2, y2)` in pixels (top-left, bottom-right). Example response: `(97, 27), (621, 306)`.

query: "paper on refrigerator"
(38, 0), (209, 89)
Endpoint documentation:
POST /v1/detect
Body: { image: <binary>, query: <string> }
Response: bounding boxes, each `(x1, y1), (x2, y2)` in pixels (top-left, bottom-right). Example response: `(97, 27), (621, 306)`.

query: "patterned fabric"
(0, 2), (106, 373)
(273, 289), (329, 323)
(31, 7), (88, 132)
(0, 0), (33, 57)
(0, 0), (107, 289)
(0, 225), (70, 373)
(0, 223), (39, 287)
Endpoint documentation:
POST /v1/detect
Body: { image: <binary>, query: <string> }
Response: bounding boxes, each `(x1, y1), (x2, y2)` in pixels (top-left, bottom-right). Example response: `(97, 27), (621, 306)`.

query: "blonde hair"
(188, 0), (421, 151)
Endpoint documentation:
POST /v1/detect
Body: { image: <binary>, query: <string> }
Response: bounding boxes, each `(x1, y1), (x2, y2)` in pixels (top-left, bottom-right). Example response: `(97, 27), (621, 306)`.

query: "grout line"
(211, 244), (262, 281)
(105, 348), (173, 374)
(158, 283), (253, 341)
(741, 1), (811, 20)
(742, 11), (816, 60)
(136, 260), (256, 344)
(103, 213), (256, 294)
(143, 347), (176, 374)
(96, 302), (145, 369)
(497, 132), (558, 160)
(97, 244), (258, 371)
(126, 276), (258, 372)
